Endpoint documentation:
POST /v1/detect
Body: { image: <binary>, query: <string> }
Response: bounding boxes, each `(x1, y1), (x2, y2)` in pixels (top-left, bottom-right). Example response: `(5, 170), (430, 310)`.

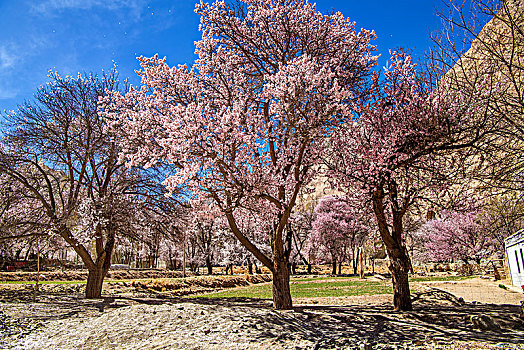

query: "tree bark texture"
(84, 226), (115, 299)
(85, 266), (107, 299)
(272, 256), (292, 309)
(372, 187), (413, 311)
(388, 249), (412, 311)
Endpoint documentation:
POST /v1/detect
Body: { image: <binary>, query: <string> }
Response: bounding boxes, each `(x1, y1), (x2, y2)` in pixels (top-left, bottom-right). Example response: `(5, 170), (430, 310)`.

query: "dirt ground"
(0, 277), (523, 350)
(418, 278), (523, 305)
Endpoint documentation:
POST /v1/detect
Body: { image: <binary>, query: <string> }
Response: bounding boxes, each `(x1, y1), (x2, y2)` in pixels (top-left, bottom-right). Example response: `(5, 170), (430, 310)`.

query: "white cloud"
(0, 47), (18, 99)
(0, 47), (16, 70)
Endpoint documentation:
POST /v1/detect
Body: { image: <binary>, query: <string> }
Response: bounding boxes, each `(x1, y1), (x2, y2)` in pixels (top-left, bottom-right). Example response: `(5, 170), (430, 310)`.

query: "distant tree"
(107, 0), (377, 309)
(188, 201), (227, 275)
(158, 235), (182, 270)
(481, 194), (524, 252)
(124, 191), (188, 269)
(0, 176), (48, 244)
(418, 210), (493, 264)
(310, 196), (367, 275)
(289, 205), (316, 274)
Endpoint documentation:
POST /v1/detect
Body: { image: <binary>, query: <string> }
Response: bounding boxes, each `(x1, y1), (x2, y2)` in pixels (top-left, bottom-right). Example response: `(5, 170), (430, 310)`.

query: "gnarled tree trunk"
(224, 201), (295, 310)
(373, 186), (413, 311)
(86, 265), (108, 299)
(57, 225), (112, 299)
(272, 255), (292, 309)
(84, 226), (115, 299)
(387, 247), (412, 311)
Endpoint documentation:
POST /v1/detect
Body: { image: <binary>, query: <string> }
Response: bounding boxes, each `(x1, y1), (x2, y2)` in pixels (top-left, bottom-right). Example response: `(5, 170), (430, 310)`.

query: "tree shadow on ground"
(0, 286), (130, 321)
(162, 291), (524, 347)
(2, 285), (522, 347)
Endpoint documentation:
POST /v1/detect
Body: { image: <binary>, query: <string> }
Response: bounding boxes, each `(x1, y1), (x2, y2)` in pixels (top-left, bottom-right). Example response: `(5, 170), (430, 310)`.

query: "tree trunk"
(372, 187), (412, 311)
(307, 263), (312, 274)
(332, 259), (337, 275)
(359, 247), (365, 279)
(291, 261), (297, 275)
(338, 261), (342, 275)
(388, 251), (412, 311)
(353, 248), (359, 275)
(85, 227), (115, 299)
(248, 262), (253, 274)
(85, 267), (107, 299)
(272, 257), (292, 309)
(206, 257), (213, 275)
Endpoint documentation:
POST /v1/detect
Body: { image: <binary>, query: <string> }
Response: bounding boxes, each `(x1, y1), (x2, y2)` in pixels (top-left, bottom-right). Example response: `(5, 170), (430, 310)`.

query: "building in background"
(505, 229), (524, 290)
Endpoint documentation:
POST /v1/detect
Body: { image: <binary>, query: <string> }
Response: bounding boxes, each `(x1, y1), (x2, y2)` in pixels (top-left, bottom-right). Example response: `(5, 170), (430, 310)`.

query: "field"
(194, 277), (392, 299)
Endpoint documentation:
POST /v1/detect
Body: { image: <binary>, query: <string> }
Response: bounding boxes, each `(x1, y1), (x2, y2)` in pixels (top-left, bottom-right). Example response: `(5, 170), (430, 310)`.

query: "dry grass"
(119, 274), (273, 295)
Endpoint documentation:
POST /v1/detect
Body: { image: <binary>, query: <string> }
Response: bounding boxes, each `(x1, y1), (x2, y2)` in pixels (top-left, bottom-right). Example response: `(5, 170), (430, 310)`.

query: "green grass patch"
(193, 278), (392, 299)
(289, 276), (358, 283)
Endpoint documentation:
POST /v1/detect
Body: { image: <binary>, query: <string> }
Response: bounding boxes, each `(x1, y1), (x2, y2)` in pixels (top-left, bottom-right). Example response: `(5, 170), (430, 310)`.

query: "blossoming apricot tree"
(310, 196), (367, 275)
(419, 210), (493, 264)
(325, 51), (491, 310)
(107, 0), (377, 308)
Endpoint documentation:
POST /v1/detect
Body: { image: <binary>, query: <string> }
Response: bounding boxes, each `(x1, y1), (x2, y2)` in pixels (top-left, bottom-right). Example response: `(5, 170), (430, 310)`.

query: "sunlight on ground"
(193, 277), (393, 299)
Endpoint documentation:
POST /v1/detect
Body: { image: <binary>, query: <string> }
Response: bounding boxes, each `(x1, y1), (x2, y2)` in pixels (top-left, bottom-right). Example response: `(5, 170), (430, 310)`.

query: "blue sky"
(0, 0), (444, 112)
